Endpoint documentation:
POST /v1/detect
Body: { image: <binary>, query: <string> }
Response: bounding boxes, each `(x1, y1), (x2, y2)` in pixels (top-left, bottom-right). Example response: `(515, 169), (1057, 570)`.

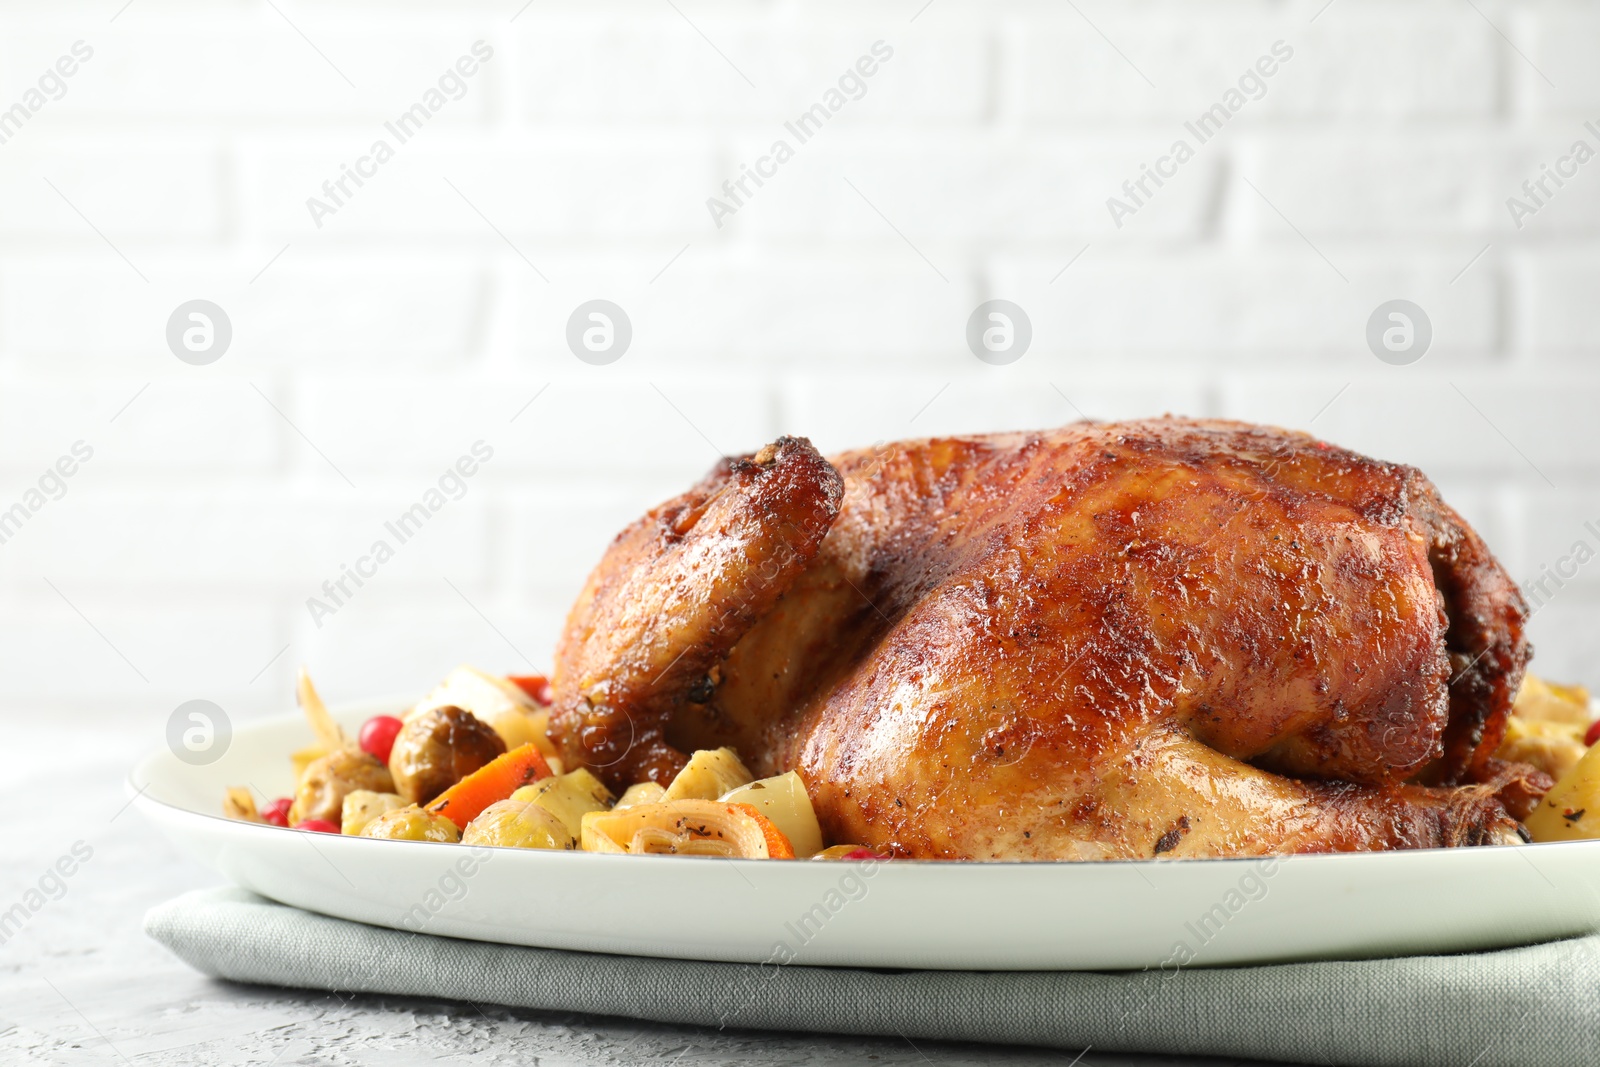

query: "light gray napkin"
(146, 886), (1598, 1067)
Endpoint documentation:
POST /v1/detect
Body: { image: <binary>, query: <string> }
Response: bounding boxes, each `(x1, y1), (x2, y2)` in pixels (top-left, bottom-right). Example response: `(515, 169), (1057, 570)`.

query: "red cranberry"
(842, 847), (885, 860)
(261, 798), (293, 827)
(358, 714), (404, 764)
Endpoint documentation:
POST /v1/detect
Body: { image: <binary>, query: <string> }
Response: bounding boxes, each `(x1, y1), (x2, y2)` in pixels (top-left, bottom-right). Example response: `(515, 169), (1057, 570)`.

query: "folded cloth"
(147, 887), (1597, 1067)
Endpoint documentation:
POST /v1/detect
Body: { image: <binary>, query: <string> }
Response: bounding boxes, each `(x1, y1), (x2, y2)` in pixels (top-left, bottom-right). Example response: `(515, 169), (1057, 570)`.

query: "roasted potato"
(341, 790), (407, 836)
(511, 769), (613, 838)
(388, 704), (506, 804)
(720, 771), (824, 857)
(615, 781), (667, 809)
(1525, 738), (1600, 842)
(289, 748), (396, 825)
(661, 747), (754, 802)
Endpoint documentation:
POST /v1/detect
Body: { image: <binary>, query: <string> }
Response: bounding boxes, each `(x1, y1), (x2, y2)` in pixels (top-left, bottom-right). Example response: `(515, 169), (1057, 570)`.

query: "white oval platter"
(132, 699), (1600, 971)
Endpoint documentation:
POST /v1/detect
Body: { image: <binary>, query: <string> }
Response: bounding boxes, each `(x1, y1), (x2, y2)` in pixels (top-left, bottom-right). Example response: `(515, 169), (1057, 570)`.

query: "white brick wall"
(1, 0), (1598, 722)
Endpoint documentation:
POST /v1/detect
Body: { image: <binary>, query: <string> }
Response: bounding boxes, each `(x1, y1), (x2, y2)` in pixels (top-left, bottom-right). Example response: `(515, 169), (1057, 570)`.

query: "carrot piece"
(425, 743), (552, 829)
(729, 802), (796, 859)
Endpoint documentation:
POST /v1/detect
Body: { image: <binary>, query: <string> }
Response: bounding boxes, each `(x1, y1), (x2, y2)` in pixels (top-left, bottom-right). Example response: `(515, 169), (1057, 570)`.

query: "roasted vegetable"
(341, 790), (407, 836)
(1515, 674), (1593, 726)
(719, 771), (824, 857)
(289, 747), (396, 825)
(290, 744), (327, 782)
(812, 844), (886, 860)
(388, 704), (507, 804)
(1497, 674), (1594, 780)
(508, 674), (554, 704)
(511, 769), (613, 838)
(661, 747), (754, 802)
(222, 787), (262, 823)
(1525, 737), (1600, 842)
(359, 806), (461, 842)
(615, 781), (667, 809)
(1500, 715), (1589, 782)
(491, 707), (560, 770)
(581, 800), (795, 858)
(412, 665), (560, 764)
(425, 743), (552, 829)
(296, 667), (349, 751)
(462, 799), (574, 849)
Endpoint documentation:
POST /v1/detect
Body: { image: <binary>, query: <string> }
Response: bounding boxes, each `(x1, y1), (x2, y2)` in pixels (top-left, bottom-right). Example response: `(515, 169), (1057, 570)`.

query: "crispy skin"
(553, 418), (1535, 858)
(549, 436), (843, 790)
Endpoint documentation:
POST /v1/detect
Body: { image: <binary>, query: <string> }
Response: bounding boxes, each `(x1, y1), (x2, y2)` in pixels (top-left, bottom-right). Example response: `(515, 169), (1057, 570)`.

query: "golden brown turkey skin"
(551, 418), (1537, 859)
(549, 436), (843, 789)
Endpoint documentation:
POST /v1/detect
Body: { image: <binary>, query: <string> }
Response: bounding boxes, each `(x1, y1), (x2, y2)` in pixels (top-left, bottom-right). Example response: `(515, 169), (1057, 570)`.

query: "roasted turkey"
(549, 417), (1548, 860)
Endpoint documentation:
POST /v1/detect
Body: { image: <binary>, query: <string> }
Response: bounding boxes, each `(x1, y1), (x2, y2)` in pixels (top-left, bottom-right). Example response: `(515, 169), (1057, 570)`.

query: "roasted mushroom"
(388, 704), (506, 804)
(288, 748), (396, 825)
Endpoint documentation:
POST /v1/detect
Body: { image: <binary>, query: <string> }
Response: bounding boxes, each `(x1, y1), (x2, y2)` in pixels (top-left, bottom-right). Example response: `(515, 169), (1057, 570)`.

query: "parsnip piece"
(1525, 739), (1600, 842)
(720, 771), (824, 857)
(341, 790), (406, 836)
(661, 747), (754, 802)
(223, 787), (262, 823)
(511, 769), (614, 838)
(297, 666), (348, 752)
(616, 782), (667, 809)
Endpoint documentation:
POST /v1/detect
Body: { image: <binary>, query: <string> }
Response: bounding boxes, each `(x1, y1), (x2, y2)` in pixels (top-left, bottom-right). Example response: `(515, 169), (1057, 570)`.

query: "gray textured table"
(1, 717), (1254, 1066)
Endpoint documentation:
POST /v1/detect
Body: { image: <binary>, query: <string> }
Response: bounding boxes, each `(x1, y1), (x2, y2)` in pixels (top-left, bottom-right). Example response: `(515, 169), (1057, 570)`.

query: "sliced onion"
(581, 800), (792, 858)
